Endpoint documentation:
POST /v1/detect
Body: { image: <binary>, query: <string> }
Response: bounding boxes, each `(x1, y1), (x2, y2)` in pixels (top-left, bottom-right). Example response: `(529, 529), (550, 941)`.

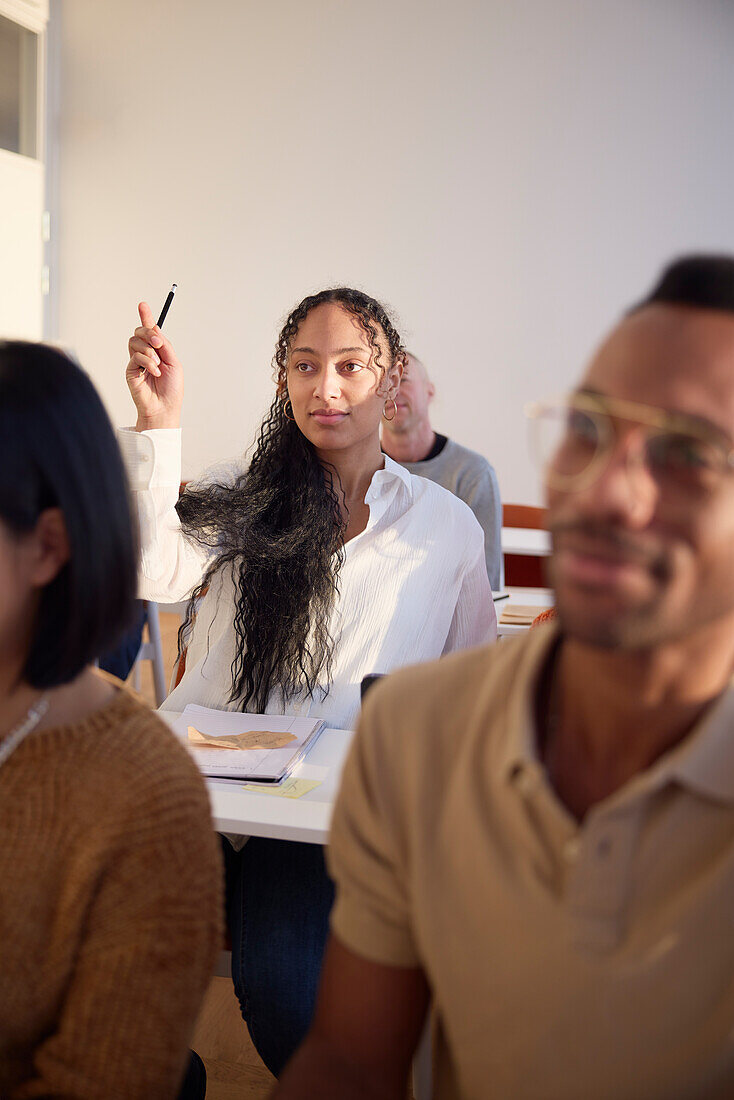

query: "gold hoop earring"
(283, 399), (295, 422)
(382, 397), (397, 422)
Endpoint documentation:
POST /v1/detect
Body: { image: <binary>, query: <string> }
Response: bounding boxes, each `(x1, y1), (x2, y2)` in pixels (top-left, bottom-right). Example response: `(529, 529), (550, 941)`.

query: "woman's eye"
(295, 362), (314, 373)
(342, 362), (364, 374)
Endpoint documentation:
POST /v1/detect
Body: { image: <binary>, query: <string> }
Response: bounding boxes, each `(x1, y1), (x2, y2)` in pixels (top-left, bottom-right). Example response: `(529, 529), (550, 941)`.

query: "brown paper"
(499, 605), (551, 625)
(187, 726), (297, 751)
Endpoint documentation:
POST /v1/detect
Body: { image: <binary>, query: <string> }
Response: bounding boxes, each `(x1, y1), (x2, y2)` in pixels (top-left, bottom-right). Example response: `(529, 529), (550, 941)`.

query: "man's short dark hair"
(635, 254), (734, 314)
(0, 341), (138, 688)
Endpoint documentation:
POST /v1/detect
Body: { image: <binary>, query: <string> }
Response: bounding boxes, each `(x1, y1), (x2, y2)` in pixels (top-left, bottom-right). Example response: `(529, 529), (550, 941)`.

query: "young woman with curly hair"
(121, 287), (496, 1077)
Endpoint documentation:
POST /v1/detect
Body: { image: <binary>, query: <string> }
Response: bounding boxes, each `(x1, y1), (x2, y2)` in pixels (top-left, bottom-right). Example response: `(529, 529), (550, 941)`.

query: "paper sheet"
(187, 726), (297, 750)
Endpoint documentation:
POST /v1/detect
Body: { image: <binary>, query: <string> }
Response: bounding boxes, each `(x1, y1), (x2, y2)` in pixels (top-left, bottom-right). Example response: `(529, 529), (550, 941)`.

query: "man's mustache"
(549, 519), (669, 574)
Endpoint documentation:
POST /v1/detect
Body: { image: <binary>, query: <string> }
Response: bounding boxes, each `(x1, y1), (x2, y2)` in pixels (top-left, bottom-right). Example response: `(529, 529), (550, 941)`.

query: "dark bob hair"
(0, 341), (138, 687)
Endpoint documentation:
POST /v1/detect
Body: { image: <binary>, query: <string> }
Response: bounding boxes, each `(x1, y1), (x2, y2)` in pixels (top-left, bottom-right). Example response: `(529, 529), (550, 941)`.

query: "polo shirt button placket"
(563, 837), (580, 863)
(511, 766), (562, 886)
(565, 811), (639, 954)
(516, 770), (535, 797)
(596, 835), (613, 859)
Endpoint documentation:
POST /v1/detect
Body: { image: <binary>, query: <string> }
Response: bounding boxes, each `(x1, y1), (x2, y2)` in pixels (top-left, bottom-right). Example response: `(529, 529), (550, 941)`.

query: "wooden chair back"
(502, 503), (549, 587)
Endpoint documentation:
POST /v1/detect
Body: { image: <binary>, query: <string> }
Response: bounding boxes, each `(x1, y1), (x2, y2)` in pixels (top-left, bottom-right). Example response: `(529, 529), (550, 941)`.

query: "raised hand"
(126, 301), (184, 431)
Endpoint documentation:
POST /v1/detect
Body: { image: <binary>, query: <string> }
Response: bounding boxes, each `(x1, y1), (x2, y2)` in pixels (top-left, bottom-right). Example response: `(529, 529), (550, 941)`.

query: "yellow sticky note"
(242, 778), (322, 799)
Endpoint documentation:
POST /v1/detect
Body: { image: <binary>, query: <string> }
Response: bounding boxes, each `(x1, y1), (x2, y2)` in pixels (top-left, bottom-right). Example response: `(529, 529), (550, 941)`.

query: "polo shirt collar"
(644, 685), (734, 804)
(497, 626), (558, 788)
(498, 627), (734, 807)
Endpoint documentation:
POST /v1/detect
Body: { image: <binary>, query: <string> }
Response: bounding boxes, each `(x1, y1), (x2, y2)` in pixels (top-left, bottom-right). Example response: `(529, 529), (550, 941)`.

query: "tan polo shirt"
(328, 627), (734, 1100)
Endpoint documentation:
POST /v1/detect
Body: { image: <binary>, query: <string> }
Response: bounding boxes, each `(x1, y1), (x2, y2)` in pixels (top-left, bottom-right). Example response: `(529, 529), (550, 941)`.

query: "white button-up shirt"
(119, 429), (496, 729)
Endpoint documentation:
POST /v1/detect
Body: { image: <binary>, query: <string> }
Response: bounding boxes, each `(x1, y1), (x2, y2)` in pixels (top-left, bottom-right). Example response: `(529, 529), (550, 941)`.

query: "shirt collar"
(643, 686), (734, 804)
(364, 454), (414, 505)
(497, 626), (558, 788)
(498, 629), (734, 807)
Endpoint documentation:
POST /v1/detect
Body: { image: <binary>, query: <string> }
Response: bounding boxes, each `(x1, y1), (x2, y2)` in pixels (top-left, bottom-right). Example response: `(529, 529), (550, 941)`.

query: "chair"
(131, 484), (192, 701)
(170, 583), (211, 690)
(131, 601), (168, 707)
(502, 503), (549, 588)
(360, 673), (384, 700)
(173, 642), (187, 690)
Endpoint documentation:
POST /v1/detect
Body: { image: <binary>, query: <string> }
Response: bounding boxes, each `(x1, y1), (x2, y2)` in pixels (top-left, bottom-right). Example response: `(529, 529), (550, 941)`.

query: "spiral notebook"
(172, 705), (325, 783)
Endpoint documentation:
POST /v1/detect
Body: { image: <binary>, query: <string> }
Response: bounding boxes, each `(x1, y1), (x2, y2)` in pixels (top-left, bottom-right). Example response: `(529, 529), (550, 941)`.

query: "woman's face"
(285, 302), (401, 456)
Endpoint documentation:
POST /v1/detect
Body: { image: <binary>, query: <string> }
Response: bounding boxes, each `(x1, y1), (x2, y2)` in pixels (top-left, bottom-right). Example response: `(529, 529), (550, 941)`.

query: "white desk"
(496, 586), (555, 638)
(160, 714), (353, 843)
(501, 526), (551, 557)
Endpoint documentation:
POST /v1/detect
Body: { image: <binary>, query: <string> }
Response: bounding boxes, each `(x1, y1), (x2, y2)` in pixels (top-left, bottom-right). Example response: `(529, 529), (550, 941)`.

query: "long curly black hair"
(175, 287), (407, 712)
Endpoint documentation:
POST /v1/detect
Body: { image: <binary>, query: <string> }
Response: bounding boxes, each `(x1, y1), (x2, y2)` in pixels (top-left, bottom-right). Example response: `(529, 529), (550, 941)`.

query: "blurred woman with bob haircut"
(0, 341), (221, 1100)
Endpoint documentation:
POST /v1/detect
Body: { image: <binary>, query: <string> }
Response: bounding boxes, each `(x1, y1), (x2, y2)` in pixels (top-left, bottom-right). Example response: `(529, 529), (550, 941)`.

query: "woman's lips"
(310, 410), (348, 425)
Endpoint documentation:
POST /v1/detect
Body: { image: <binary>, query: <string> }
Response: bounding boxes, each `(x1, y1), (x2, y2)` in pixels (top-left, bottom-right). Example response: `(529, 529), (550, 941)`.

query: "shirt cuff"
(118, 428), (182, 492)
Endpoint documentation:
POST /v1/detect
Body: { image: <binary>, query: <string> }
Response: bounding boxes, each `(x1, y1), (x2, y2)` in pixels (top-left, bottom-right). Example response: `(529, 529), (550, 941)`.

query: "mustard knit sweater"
(0, 687), (223, 1099)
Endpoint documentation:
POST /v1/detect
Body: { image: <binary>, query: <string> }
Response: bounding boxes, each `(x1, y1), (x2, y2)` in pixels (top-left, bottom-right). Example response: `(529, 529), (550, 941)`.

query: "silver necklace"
(0, 694), (50, 770)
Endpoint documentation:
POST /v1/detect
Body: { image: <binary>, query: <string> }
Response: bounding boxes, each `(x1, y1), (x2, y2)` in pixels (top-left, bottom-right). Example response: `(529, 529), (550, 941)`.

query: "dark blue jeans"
(98, 602), (146, 681)
(223, 837), (335, 1078)
(177, 1051), (206, 1099)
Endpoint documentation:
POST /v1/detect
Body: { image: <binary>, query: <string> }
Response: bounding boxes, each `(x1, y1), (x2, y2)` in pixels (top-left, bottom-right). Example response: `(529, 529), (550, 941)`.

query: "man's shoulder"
(444, 437), (497, 468)
(346, 630), (554, 833)
(407, 468), (483, 529)
(442, 438), (497, 479)
(363, 629), (549, 750)
(371, 641), (496, 710)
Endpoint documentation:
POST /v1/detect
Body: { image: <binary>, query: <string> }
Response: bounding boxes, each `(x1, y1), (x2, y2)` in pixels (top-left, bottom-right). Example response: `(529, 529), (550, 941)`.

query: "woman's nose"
(312, 365), (342, 401)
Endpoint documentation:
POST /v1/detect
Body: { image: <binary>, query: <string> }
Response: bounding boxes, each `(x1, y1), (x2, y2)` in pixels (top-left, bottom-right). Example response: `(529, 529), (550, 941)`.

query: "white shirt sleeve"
(442, 527), (497, 653)
(118, 428), (212, 603)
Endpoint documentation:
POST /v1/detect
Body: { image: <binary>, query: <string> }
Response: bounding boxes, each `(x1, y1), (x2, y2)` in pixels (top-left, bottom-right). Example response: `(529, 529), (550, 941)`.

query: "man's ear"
(387, 358), (404, 398)
(426, 379), (436, 403)
(28, 508), (70, 588)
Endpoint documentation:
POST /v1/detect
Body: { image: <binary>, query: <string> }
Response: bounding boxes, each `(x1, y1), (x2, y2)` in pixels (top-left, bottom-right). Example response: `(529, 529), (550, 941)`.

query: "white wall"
(55, 0), (734, 503)
(0, 7), (45, 340)
(0, 147), (44, 337)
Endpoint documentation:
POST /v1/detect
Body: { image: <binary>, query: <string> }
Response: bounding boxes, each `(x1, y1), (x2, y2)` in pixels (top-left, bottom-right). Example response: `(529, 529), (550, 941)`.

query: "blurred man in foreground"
(273, 256), (734, 1100)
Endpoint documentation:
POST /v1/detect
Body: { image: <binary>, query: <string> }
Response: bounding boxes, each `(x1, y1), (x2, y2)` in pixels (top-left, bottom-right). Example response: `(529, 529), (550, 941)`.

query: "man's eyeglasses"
(525, 392), (734, 495)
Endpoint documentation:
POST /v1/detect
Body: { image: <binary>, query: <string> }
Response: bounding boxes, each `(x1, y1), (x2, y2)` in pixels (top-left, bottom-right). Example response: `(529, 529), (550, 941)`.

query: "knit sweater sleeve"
(13, 720), (223, 1100)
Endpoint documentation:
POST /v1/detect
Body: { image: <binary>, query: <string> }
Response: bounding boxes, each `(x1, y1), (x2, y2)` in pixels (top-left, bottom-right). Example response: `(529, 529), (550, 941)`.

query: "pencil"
(139, 284), (177, 377)
(156, 283), (177, 328)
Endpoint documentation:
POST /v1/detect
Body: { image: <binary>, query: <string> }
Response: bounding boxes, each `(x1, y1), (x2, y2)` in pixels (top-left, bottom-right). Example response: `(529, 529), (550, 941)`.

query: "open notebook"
(172, 705), (325, 783)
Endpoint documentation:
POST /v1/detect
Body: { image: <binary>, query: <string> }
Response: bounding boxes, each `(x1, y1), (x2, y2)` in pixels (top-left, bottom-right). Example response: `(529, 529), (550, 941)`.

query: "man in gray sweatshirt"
(382, 353), (503, 590)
